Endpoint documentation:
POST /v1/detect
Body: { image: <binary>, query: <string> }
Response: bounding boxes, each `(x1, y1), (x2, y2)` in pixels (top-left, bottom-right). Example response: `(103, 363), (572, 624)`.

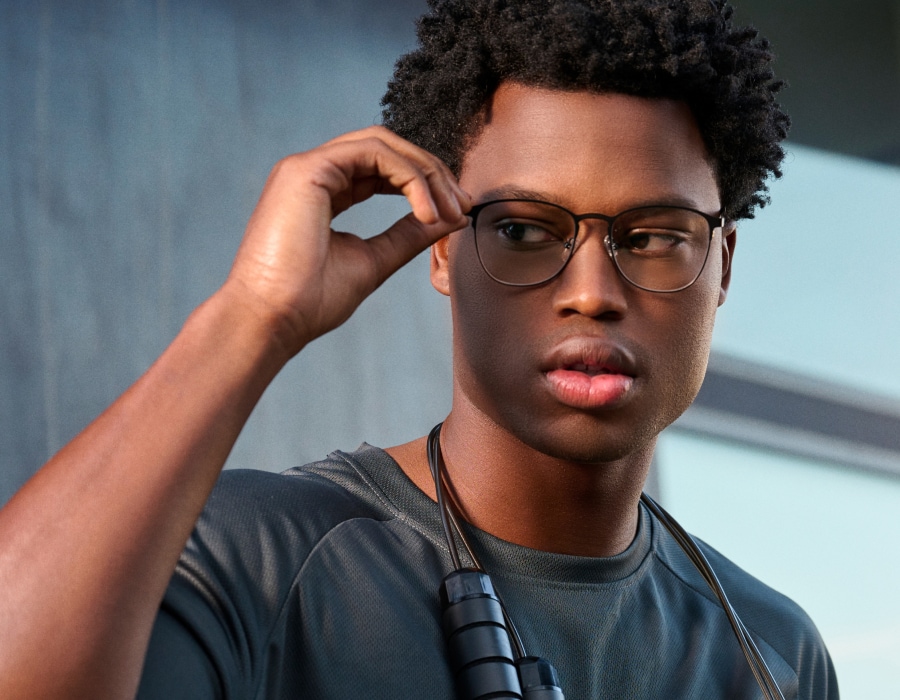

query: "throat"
(423, 418), (650, 557)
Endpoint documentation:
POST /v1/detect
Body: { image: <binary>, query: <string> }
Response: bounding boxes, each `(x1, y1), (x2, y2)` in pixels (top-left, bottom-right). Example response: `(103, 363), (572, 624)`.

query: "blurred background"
(2, 0), (898, 696)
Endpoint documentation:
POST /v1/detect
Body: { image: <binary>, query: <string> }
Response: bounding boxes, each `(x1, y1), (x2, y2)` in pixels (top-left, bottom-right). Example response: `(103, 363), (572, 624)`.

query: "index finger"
(326, 126), (471, 221)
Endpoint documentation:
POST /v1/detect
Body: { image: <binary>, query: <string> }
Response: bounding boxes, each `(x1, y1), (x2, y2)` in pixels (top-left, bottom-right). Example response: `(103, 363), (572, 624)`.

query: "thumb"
(364, 211), (468, 289)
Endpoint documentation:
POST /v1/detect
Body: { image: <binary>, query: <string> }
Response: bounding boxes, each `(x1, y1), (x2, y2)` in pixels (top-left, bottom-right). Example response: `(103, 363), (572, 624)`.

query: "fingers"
(225, 127), (472, 355)
(311, 128), (473, 290)
(363, 211), (467, 291)
(322, 126), (471, 226)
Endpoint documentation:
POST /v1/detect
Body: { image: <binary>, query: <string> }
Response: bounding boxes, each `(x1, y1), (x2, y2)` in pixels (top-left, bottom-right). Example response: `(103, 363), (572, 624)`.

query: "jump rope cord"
(639, 493), (785, 700)
(428, 423), (527, 660)
(426, 423), (784, 699)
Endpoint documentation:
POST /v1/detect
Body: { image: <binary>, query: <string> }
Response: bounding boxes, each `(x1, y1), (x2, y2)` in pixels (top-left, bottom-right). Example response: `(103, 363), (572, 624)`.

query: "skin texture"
(390, 84), (735, 557)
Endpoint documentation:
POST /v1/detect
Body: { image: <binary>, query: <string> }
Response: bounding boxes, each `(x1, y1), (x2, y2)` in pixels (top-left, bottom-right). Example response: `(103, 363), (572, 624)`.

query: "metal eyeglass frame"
(467, 198), (726, 293)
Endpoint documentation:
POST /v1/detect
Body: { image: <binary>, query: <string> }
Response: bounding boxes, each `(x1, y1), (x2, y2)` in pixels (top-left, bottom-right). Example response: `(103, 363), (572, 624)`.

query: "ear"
(430, 234), (452, 297)
(718, 223), (737, 307)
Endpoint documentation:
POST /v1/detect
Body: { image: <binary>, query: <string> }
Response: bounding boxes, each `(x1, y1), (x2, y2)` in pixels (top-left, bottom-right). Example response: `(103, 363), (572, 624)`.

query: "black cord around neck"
(426, 422), (785, 700)
(427, 422), (527, 660)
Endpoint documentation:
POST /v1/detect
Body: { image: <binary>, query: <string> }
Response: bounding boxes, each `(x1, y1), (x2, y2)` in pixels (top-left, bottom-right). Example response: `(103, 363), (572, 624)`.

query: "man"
(0, 0), (837, 698)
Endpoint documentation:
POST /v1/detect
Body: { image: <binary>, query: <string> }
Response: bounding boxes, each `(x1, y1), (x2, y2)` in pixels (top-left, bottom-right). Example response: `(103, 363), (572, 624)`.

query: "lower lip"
(545, 369), (634, 409)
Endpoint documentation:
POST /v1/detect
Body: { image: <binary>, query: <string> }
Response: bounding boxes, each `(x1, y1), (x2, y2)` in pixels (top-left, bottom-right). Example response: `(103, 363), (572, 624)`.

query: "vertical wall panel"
(1, 2), (50, 494)
(0, 0), (436, 504)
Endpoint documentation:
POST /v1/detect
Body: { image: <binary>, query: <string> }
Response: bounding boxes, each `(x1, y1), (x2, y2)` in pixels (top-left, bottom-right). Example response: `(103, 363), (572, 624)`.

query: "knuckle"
(366, 124), (392, 138)
(271, 153), (308, 177)
(359, 135), (389, 151)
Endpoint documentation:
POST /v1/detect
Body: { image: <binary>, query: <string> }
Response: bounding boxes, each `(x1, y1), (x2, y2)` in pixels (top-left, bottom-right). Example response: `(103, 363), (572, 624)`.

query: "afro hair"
(382, 0), (790, 220)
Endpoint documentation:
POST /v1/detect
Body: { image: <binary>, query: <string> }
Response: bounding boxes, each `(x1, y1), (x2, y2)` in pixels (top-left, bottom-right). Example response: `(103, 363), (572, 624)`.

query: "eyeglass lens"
(472, 200), (714, 292)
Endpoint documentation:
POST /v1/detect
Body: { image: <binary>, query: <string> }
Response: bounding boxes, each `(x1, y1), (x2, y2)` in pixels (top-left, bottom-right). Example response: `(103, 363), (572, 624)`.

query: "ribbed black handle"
(441, 569), (522, 699)
(517, 656), (565, 699)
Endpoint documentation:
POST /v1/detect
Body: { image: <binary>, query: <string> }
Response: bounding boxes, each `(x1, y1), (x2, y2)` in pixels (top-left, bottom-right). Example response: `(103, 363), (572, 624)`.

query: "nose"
(551, 223), (628, 319)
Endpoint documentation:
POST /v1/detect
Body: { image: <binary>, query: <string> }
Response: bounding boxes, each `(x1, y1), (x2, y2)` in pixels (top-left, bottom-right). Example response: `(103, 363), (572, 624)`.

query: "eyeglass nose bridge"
(563, 213), (621, 267)
(563, 213), (657, 295)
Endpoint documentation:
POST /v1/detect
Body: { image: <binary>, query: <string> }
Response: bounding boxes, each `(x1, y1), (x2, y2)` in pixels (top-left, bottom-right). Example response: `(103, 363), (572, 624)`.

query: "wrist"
(190, 282), (300, 383)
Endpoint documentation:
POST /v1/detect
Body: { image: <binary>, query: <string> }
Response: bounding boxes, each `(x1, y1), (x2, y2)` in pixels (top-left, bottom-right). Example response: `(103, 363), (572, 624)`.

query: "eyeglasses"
(468, 198), (725, 293)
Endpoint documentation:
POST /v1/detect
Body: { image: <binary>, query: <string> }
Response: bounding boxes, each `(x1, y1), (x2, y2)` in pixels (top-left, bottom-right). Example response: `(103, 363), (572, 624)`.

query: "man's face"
(431, 83), (734, 464)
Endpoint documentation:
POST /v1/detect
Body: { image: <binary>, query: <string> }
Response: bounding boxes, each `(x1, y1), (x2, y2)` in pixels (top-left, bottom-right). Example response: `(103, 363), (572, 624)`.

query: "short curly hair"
(382, 0), (789, 220)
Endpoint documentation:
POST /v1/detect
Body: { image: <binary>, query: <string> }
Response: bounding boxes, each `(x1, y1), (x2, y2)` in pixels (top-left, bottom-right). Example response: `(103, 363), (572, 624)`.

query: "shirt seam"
(249, 458), (451, 698)
(332, 449), (457, 558)
(651, 544), (801, 681)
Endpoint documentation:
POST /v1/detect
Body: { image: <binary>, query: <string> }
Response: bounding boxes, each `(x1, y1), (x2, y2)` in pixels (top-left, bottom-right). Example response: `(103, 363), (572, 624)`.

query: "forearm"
(0, 283), (291, 700)
(0, 128), (468, 699)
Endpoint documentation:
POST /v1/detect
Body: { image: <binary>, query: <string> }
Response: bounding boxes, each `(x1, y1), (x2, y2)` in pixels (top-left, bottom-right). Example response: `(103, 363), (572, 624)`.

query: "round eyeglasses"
(468, 198), (725, 293)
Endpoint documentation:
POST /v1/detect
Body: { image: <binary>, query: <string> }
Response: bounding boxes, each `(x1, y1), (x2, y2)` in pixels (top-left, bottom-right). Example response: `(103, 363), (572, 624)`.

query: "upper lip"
(540, 336), (638, 377)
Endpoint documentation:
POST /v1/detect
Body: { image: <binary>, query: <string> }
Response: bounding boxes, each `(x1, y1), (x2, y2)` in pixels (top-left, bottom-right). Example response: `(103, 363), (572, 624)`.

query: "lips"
(566, 363), (616, 376)
(541, 339), (637, 409)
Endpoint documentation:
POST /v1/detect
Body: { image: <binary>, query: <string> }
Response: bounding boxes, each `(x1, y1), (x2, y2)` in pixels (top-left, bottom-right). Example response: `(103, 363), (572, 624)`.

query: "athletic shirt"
(136, 444), (838, 699)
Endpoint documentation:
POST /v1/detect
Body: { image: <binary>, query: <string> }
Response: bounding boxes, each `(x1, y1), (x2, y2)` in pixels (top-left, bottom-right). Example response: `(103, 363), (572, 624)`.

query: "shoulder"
(184, 445), (399, 581)
(651, 520), (839, 698)
(165, 446), (406, 640)
(143, 447), (410, 697)
(200, 463), (377, 541)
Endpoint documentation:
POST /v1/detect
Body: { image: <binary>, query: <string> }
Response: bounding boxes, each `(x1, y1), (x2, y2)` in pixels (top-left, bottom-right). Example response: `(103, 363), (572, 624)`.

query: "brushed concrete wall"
(0, 0), (448, 505)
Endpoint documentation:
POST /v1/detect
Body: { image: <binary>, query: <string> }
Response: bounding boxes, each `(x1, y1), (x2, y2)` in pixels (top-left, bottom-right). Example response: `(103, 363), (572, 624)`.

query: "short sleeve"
(136, 606), (223, 700)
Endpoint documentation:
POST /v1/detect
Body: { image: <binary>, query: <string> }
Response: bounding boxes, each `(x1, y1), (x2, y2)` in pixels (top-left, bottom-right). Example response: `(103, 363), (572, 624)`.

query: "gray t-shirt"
(137, 444), (838, 699)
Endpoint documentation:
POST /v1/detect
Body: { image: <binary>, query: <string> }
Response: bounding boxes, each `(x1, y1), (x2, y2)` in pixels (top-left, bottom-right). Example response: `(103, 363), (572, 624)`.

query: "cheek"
(657, 268), (723, 405)
(448, 233), (493, 338)
(448, 237), (538, 401)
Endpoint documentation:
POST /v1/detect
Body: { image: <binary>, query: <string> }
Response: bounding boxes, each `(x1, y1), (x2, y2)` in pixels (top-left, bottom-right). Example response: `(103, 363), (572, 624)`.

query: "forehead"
(459, 83), (720, 214)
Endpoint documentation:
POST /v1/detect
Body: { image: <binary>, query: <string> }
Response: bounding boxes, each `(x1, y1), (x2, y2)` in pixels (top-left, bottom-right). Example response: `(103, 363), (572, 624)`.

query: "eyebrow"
(477, 186), (555, 203)
(475, 186), (715, 214)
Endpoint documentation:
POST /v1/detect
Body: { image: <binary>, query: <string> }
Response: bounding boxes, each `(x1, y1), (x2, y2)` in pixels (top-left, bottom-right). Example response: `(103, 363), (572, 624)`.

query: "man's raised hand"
(223, 126), (471, 358)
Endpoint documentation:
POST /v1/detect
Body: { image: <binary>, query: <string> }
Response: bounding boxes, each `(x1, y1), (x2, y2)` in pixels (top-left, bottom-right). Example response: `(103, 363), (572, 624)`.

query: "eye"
(619, 228), (687, 254)
(494, 220), (564, 246)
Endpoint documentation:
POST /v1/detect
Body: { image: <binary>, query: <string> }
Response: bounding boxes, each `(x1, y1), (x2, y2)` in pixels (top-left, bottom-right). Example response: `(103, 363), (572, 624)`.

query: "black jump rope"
(427, 423), (785, 700)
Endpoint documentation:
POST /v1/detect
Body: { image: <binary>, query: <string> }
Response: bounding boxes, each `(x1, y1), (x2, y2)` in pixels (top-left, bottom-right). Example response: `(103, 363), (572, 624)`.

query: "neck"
(388, 408), (654, 558)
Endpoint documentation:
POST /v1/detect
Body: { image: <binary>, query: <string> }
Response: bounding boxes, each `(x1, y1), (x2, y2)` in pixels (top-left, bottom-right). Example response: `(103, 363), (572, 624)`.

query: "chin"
(504, 411), (664, 466)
